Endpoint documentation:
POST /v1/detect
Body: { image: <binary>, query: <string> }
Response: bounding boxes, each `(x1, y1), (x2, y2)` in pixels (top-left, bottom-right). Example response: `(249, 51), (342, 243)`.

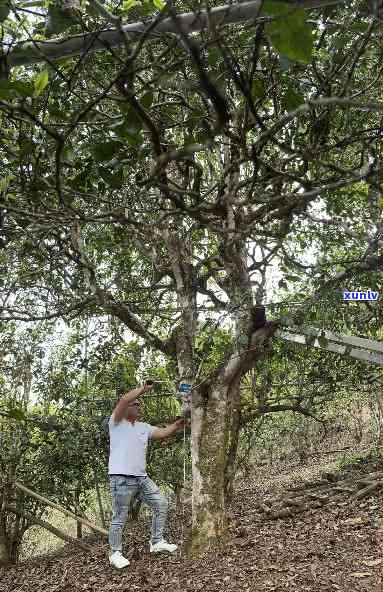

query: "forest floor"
(1, 448), (383, 592)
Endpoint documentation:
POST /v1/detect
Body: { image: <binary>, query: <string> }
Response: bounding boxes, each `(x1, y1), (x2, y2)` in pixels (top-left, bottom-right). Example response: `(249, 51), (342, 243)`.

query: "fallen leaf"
(342, 517), (364, 525)
(351, 572), (372, 578)
(362, 558), (383, 567)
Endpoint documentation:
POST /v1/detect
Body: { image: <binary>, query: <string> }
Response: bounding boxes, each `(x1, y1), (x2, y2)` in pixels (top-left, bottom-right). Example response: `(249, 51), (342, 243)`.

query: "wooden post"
(13, 481), (108, 537)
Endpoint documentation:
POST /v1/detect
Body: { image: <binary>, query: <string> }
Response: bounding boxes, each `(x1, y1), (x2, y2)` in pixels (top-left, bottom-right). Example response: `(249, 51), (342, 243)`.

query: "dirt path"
(1, 452), (383, 592)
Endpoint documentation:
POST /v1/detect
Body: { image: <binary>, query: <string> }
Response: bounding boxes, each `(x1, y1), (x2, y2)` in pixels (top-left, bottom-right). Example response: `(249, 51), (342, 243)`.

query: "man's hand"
(174, 418), (186, 430)
(151, 417), (188, 441)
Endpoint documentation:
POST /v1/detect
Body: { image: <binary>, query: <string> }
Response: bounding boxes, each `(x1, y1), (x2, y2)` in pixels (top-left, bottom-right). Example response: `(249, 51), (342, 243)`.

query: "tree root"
(254, 471), (383, 520)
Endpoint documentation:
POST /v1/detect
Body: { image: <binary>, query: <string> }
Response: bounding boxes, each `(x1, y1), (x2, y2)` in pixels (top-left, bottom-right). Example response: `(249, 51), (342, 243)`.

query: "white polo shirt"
(108, 413), (156, 476)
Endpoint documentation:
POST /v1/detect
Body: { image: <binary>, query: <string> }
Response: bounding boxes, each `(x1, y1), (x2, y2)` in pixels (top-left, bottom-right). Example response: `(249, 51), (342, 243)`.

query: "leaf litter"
(1, 455), (383, 592)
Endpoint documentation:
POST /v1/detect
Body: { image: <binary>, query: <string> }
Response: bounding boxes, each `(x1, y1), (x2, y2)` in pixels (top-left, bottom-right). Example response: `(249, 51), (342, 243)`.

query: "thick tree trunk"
(185, 380), (235, 557)
(224, 404), (242, 505)
(185, 322), (279, 556)
(8, 535), (22, 565)
(0, 523), (10, 567)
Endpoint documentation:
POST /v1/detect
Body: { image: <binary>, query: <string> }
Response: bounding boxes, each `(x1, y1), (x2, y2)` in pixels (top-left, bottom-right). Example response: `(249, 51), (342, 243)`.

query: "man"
(108, 380), (185, 569)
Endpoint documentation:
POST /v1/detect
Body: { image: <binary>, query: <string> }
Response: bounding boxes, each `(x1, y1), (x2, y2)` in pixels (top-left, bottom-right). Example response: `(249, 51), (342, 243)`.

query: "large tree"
(1, 0), (383, 555)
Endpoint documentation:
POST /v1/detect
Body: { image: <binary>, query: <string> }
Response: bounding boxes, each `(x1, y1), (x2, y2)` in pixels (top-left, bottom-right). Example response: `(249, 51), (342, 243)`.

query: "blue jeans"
(108, 475), (168, 553)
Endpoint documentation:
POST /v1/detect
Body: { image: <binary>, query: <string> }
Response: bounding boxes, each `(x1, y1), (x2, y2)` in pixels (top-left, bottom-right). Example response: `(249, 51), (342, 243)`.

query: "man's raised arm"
(113, 381), (153, 424)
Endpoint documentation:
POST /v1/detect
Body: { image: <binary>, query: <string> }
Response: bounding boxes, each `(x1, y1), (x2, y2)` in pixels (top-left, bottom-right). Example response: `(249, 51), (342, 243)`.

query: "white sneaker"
(149, 539), (178, 553)
(109, 551), (130, 569)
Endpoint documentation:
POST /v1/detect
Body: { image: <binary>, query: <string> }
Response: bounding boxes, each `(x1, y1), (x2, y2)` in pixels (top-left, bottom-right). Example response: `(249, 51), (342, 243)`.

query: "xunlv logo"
(343, 290), (379, 301)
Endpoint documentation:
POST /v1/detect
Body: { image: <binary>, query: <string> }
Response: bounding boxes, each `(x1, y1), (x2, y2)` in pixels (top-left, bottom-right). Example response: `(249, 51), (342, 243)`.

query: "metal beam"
(277, 329), (383, 366)
(6, 0), (347, 67)
(280, 325), (383, 354)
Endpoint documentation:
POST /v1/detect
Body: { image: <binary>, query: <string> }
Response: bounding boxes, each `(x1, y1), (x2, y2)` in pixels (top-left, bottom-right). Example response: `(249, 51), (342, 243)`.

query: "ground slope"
(1, 455), (383, 592)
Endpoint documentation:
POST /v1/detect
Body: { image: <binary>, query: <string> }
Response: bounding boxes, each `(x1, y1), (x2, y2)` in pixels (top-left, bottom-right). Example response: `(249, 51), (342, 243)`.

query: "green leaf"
(12, 81), (34, 97)
(125, 131), (143, 147)
(157, 73), (177, 89)
(116, 105), (142, 132)
(153, 0), (165, 9)
(122, 0), (137, 9)
(162, 104), (179, 119)
(34, 70), (49, 97)
(141, 91), (153, 109)
(99, 167), (124, 188)
(285, 274), (300, 282)
(111, 121), (129, 139)
(251, 79), (265, 100)
(350, 22), (369, 33)
(48, 103), (68, 120)
(282, 85), (304, 111)
(67, 168), (90, 191)
(139, 0), (156, 16)
(0, 0), (9, 22)
(264, 2), (313, 64)
(0, 175), (14, 192)
(92, 141), (122, 162)
(207, 47), (220, 67)
(184, 135), (196, 147)
(19, 140), (35, 157)
(112, 115), (143, 143)
(5, 402), (27, 421)
(0, 80), (12, 100)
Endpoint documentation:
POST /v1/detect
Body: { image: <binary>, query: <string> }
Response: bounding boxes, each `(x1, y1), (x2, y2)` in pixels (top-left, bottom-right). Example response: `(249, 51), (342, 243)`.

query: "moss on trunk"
(186, 382), (233, 557)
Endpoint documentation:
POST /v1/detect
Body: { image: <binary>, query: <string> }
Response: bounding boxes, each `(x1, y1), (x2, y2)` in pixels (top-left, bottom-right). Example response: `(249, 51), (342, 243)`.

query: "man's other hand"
(174, 418), (186, 430)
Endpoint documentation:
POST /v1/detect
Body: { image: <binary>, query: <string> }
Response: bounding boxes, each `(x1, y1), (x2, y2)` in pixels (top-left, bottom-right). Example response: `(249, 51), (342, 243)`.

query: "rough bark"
(186, 381), (231, 557)
(0, 523), (10, 567)
(224, 402), (242, 505)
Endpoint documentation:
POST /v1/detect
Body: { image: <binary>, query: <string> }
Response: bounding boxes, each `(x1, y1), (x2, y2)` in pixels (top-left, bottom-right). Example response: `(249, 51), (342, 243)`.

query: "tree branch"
(6, 0), (349, 68)
(4, 504), (93, 552)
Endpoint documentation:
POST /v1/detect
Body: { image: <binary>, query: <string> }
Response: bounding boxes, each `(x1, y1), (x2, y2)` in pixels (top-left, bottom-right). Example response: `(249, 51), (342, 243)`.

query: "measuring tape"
(178, 382), (192, 554)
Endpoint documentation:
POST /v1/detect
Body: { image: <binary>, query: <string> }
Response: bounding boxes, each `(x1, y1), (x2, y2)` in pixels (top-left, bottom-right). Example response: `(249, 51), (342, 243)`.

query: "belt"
(110, 474), (138, 478)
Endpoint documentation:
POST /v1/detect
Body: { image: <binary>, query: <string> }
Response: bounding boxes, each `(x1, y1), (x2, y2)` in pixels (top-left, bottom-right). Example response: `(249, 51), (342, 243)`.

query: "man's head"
(124, 398), (140, 423)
